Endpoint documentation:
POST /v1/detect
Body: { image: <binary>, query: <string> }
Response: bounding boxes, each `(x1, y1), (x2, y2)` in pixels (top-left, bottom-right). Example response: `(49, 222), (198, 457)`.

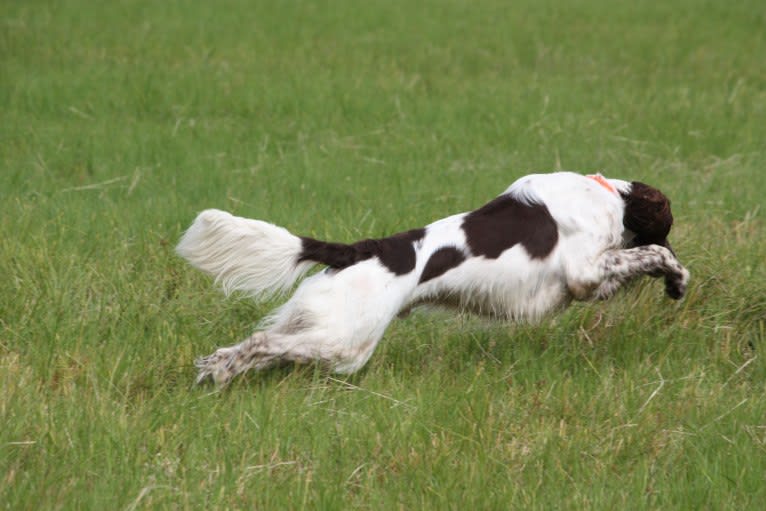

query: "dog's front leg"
(591, 245), (690, 300)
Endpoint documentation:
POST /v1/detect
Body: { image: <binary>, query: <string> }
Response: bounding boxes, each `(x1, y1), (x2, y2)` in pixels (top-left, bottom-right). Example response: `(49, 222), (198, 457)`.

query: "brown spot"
(352, 228), (426, 275)
(300, 228), (425, 276)
(418, 246), (466, 284)
(621, 182), (674, 247)
(461, 195), (558, 259)
(299, 238), (360, 269)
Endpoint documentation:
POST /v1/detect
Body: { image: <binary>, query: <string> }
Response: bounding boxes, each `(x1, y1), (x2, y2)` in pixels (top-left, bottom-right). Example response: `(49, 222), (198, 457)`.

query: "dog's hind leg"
(195, 258), (420, 385)
(195, 325), (388, 386)
(194, 330), (335, 386)
(194, 332), (274, 385)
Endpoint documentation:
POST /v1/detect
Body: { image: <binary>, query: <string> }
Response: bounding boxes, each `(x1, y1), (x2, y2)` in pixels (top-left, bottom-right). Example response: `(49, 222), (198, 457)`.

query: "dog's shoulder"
(505, 171), (627, 241)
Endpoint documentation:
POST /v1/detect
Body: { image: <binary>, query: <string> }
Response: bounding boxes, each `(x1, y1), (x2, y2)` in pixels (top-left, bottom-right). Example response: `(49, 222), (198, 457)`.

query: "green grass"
(1, 0), (765, 508)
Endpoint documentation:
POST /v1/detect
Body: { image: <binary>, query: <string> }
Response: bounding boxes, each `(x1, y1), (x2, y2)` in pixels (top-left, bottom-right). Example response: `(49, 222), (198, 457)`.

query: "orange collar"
(586, 174), (617, 195)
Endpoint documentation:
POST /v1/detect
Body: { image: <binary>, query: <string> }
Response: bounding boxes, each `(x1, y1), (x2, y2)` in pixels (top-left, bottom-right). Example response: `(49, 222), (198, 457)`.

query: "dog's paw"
(665, 266), (690, 300)
(194, 347), (238, 386)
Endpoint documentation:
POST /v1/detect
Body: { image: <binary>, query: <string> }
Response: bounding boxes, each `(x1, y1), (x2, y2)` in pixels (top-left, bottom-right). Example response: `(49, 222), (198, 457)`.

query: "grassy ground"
(1, 0), (765, 508)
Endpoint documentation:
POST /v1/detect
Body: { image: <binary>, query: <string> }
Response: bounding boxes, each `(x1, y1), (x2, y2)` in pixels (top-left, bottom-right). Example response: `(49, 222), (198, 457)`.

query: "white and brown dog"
(178, 171), (690, 385)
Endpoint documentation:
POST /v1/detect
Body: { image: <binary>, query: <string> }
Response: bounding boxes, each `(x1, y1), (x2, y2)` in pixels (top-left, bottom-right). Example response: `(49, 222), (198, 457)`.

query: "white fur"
(176, 209), (315, 299)
(179, 171), (690, 385)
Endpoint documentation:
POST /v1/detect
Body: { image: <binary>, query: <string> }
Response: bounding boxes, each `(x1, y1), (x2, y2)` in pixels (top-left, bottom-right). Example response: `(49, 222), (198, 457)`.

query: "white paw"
(194, 347), (239, 386)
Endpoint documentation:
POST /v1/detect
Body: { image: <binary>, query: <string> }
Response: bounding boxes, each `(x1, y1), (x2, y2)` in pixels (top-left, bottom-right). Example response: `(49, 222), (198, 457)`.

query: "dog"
(177, 171), (690, 385)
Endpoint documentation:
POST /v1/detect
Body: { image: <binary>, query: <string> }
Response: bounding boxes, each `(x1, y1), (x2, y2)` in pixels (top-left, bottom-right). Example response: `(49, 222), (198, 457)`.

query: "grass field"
(2, 0), (765, 508)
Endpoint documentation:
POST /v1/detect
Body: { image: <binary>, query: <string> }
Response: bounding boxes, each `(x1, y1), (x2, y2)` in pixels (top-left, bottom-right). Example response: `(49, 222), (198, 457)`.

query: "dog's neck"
(586, 174), (617, 195)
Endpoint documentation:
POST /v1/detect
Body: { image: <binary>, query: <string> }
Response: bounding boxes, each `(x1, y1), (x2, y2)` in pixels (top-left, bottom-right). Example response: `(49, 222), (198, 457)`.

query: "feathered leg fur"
(593, 245), (690, 299)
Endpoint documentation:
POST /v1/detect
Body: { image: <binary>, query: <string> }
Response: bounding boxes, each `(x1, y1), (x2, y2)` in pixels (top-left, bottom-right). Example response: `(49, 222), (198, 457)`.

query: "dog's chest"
(412, 246), (570, 321)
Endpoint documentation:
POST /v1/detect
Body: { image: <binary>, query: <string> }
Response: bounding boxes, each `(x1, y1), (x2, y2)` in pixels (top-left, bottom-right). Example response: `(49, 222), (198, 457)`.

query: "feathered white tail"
(176, 209), (315, 299)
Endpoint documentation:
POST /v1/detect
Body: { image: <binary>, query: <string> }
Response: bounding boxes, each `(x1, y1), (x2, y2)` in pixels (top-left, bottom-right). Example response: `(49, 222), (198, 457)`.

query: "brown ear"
(621, 182), (674, 247)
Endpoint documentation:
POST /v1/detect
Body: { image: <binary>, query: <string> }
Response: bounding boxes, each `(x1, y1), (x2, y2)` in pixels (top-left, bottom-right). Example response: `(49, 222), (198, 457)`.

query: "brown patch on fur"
(418, 246), (466, 284)
(461, 195), (558, 259)
(621, 182), (674, 247)
(300, 228), (426, 276)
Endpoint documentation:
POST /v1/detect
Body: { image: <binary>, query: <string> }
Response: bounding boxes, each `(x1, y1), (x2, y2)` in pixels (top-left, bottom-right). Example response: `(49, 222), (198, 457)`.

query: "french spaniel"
(177, 171), (690, 385)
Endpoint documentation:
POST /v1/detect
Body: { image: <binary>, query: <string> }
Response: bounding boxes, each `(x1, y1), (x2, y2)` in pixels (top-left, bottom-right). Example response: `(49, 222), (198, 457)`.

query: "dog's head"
(620, 182), (675, 250)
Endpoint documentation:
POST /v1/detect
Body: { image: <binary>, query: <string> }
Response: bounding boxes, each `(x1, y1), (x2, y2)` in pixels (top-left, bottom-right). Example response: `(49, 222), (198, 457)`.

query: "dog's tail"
(177, 209), (322, 299)
(177, 209), (374, 299)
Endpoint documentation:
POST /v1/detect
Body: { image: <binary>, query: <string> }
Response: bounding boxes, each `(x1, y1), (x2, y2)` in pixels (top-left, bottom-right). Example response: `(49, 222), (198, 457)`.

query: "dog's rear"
(178, 209), (418, 384)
